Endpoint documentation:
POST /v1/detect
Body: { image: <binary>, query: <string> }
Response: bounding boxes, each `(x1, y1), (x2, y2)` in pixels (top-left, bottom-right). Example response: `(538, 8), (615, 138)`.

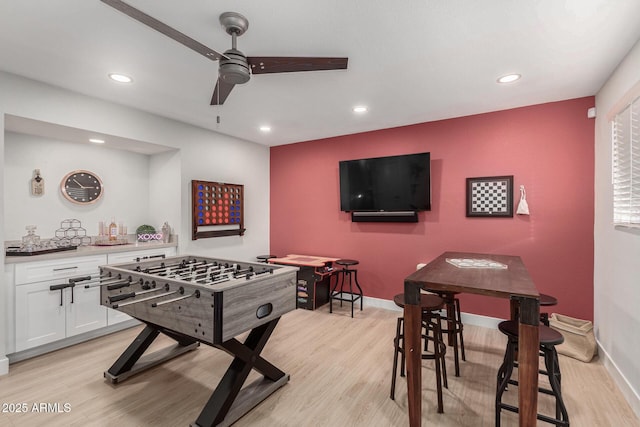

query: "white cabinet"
(66, 283), (106, 336)
(14, 255), (107, 352)
(15, 281), (66, 351)
(105, 247), (176, 325)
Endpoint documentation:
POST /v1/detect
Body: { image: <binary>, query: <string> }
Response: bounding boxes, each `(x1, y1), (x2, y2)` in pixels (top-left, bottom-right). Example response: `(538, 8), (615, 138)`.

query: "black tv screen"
(339, 152), (431, 212)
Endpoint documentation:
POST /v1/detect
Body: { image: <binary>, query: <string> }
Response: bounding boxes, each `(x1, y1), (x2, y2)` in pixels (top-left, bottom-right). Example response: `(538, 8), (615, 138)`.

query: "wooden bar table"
(403, 252), (540, 426)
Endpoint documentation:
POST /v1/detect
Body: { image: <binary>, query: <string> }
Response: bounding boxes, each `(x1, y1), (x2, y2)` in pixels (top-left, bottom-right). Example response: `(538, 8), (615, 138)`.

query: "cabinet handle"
(134, 254), (166, 262)
(49, 283), (71, 306)
(53, 266), (78, 272)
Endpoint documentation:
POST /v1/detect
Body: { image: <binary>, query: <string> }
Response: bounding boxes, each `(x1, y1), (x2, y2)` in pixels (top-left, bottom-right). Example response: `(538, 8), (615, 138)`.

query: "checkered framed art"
(466, 175), (514, 217)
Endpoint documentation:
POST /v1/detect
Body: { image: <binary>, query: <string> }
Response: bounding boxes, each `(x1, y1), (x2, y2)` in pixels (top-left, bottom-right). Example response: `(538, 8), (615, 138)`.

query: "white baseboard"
(0, 356), (8, 376)
(363, 295), (403, 311)
(597, 340), (640, 420)
(363, 295), (504, 329)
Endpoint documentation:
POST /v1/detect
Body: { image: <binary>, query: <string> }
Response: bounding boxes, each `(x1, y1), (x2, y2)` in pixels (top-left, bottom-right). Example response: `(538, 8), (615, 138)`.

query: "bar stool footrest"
(497, 402), (570, 427)
(331, 291), (363, 303)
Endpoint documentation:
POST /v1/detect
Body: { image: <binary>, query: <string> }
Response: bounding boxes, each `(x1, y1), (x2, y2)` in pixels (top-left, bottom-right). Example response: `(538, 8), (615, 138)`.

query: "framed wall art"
(466, 175), (514, 217)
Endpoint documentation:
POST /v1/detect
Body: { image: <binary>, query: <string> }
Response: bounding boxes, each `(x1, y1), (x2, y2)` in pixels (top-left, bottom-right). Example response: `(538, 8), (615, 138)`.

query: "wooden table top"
(405, 251), (539, 299)
(268, 254), (339, 268)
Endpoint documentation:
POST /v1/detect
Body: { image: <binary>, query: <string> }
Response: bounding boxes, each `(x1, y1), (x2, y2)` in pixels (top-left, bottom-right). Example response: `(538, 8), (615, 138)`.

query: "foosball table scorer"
(98, 255), (299, 427)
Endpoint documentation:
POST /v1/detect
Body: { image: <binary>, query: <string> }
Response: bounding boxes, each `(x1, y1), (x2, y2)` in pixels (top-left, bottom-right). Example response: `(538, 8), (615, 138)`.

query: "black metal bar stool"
(540, 293), (558, 326)
(427, 290), (466, 376)
(391, 293), (448, 413)
(256, 255), (277, 263)
(496, 320), (569, 427)
(329, 259), (363, 317)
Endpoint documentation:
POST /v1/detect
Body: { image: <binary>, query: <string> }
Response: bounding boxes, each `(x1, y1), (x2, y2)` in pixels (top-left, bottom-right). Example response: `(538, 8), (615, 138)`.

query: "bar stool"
(256, 255), (277, 263)
(329, 259), (363, 317)
(496, 320), (569, 427)
(540, 293), (558, 326)
(391, 293), (448, 413)
(426, 290), (466, 376)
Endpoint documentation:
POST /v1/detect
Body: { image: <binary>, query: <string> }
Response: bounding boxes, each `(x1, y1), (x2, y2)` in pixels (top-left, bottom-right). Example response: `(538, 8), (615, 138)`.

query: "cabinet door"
(5, 265), (16, 354)
(15, 281), (66, 351)
(107, 306), (133, 325)
(66, 284), (107, 337)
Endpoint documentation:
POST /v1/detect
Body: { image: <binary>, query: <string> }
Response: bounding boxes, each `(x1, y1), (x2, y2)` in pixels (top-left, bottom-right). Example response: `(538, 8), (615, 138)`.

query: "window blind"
(612, 96), (640, 226)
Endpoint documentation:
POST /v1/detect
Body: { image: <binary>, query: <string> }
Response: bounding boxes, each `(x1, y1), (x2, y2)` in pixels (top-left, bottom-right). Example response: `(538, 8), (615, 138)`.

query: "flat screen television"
(339, 152), (431, 213)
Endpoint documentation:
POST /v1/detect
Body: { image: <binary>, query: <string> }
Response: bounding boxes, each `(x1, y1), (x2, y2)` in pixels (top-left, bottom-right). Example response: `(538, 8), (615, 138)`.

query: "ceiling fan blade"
(247, 57), (348, 75)
(100, 0), (225, 61)
(210, 79), (236, 105)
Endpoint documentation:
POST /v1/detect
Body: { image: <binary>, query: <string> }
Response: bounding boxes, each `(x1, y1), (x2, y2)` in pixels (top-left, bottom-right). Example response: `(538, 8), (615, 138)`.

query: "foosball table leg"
(105, 324), (199, 384)
(192, 318), (289, 427)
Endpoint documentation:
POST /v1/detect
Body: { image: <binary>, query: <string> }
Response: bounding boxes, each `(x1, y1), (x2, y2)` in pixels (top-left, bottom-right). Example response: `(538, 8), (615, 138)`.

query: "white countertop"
(5, 238), (178, 264)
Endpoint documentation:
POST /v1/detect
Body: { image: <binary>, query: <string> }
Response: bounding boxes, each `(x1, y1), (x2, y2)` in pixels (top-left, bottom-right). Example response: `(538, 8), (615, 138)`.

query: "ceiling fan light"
(219, 49), (250, 85)
(497, 73), (521, 84)
(108, 73), (133, 83)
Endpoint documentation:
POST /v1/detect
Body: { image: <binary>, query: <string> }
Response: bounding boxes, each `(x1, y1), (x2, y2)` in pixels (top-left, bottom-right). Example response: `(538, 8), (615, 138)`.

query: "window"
(612, 96), (640, 226)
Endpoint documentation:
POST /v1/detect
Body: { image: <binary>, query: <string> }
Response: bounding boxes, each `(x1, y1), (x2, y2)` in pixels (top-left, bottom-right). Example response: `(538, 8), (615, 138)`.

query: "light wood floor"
(0, 306), (638, 427)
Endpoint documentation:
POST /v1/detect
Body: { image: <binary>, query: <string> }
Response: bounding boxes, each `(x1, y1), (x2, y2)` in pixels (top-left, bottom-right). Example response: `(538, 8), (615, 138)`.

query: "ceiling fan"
(100, 0), (348, 105)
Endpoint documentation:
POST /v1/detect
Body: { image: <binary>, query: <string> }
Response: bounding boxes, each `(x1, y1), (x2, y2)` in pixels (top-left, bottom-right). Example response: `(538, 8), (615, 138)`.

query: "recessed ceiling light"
(353, 106), (368, 113)
(89, 138), (105, 144)
(497, 74), (521, 84)
(259, 126), (271, 132)
(108, 73), (133, 83)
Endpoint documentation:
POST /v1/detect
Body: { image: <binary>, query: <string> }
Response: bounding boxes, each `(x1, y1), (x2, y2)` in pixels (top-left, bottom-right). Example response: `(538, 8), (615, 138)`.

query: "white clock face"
(60, 170), (103, 204)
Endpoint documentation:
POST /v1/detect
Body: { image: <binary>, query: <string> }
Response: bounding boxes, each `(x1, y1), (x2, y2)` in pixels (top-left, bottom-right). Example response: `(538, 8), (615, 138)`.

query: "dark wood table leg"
(517, 296), (540, 427)
(404, 282), (422, 427)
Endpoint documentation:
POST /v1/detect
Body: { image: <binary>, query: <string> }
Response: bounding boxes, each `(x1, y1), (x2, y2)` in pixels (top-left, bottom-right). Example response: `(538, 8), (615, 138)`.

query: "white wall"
(148, 149), (181, 235)
(0, 117), (6, 374)
(0, 71), (271, 372)
(4, 132), (152, 240)
(594, 38), (640, 417)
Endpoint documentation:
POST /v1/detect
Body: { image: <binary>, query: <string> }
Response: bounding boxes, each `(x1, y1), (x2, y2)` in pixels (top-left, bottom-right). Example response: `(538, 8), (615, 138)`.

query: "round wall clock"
(60, 170), (103, 204)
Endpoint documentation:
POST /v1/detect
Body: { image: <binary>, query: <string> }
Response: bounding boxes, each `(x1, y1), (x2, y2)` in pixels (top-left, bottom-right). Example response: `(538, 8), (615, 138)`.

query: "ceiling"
(1, 0), (640, 147)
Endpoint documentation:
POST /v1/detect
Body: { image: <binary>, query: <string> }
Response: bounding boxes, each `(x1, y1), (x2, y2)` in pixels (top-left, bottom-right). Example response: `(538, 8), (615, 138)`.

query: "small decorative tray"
(6, 245), (78, 256)
(93, 241), (130, 246)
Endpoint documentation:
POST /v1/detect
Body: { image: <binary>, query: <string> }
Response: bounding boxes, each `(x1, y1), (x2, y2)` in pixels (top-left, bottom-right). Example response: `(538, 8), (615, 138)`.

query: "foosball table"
(99, 255), (298, 427)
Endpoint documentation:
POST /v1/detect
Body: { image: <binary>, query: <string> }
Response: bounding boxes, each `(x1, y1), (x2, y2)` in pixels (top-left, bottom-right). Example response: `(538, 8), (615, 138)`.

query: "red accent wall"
(270, 97), (595, 321)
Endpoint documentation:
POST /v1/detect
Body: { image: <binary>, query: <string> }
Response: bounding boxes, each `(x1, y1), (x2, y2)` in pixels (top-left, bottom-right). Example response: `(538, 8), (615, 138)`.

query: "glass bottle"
(22, 225), (41, 251)
(109, 218), (118, 241)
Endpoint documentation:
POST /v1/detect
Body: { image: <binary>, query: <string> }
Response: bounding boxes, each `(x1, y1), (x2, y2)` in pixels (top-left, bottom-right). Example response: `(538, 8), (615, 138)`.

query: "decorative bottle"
(109, 218), (118, 241)
(161, 222), (170, 243)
